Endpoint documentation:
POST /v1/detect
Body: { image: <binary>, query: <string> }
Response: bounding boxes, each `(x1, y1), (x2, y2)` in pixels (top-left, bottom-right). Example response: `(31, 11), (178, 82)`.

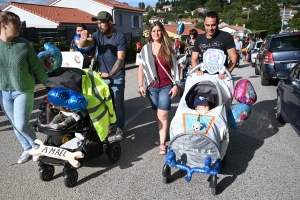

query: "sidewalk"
(34, 62), (138, 93)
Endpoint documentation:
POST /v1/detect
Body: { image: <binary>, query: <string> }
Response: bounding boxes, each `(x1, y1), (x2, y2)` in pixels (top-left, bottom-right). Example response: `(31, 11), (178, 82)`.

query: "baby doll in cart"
(41, 106), (88, 141)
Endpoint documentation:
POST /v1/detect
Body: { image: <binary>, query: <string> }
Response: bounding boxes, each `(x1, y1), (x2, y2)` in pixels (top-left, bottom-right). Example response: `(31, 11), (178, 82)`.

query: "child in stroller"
(41, 108), (87, 130)
(162, 62), (234, 195)
(194, 95), (211, 111)
(30, 67), (121, 187)
(40, 107), (89, 140)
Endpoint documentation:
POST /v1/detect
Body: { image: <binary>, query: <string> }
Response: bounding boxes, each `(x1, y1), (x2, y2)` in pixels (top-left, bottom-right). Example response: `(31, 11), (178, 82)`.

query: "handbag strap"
(153, 45), (175, 85)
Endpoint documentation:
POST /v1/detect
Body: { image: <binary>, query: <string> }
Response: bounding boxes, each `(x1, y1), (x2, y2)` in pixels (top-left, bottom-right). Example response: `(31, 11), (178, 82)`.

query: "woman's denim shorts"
(147, 84), (172, 111)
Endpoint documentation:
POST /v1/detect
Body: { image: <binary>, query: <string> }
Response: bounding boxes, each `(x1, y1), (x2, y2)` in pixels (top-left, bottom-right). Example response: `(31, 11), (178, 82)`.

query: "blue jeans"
(105, 78), (125, 130)
(0, 90), (36, 151)
(147, 84), (173, 111)
(247, 51), (252, 62)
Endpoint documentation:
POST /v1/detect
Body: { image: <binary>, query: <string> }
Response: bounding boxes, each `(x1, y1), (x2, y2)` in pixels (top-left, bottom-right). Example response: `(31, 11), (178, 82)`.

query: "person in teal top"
(0, 11), (48, 164)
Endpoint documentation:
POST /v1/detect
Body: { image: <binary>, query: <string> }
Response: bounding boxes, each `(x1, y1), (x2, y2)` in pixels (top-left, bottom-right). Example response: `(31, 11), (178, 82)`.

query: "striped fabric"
(138, 43), (180, 87)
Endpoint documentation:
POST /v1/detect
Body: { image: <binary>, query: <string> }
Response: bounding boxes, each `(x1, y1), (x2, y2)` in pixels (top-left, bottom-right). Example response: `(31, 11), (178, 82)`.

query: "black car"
(255, 32), (300, 86)
(276, 62), (300, 136)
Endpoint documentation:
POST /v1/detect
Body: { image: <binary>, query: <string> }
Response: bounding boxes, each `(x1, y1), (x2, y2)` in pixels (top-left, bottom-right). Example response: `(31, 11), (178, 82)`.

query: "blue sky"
(0, 0), (155, 9)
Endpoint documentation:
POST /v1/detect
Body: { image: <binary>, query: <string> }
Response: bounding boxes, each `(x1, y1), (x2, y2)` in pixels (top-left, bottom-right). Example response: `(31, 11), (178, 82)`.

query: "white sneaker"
(32, 155), (39, 162)
(115, 128), (123, 142)
(17, 151), (31, 164)
(31, 145), (40, 162)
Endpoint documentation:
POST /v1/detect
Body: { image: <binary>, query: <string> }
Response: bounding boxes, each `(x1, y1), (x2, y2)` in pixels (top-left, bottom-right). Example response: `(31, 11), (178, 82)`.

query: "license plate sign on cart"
(285, 63), (296, 69)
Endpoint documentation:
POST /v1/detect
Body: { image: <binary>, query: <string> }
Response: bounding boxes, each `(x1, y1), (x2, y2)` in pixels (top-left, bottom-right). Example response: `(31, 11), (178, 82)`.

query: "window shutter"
(139, 16), (142, 28)
(131, 15), (134, 28)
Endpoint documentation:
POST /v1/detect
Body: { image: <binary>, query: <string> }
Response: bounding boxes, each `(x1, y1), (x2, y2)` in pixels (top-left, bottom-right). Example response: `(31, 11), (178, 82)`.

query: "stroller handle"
(187, 63), (233, 80)
(187, 63), (235, 100)
(102, 76), (114, 87)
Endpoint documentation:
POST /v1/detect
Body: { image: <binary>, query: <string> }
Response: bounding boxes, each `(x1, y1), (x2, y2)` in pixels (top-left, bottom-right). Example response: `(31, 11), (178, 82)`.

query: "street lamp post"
(247, 7), (249, 20)
(281, 5), (285, 31)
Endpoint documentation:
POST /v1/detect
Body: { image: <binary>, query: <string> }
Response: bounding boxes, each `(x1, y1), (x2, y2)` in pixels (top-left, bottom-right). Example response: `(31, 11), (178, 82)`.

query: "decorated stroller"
(162, 49), (236, 195)
(30, 67), (121, 187)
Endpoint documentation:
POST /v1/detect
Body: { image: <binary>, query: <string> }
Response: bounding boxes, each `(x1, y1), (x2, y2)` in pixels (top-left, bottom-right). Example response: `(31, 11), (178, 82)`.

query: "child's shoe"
(75, 132), (87, 141)
(50, 123), (64, 130)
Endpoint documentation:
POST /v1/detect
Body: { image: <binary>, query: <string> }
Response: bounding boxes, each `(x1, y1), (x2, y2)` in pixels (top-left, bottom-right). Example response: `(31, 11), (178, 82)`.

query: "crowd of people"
(2, 9), (252, 164)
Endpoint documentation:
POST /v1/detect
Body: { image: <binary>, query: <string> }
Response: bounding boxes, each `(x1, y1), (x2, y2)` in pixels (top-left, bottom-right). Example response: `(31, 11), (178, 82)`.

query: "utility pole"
(281, 5), (286, 31)
(247, 7), (250, 20)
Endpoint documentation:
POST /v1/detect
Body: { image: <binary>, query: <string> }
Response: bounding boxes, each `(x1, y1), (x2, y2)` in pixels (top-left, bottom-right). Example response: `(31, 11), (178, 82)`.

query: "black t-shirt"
(192, 31), (235, 68)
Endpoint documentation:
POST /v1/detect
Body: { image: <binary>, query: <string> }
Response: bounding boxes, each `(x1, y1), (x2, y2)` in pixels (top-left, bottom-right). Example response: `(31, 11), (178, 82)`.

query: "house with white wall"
(280, 7), (298, 25)
(220, 25), (247, 39)
(178, 18), (200, 25)
(1, 2), (95, 28)
(161, 5), (172, 12)
(1, 2), (98, 41)
(48, 0), (144, 37)
(149, 17), (167, 25)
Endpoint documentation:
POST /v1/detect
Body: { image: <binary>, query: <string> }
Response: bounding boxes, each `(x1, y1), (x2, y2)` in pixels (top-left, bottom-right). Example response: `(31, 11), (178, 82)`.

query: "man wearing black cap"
(79, 11), (127, 141)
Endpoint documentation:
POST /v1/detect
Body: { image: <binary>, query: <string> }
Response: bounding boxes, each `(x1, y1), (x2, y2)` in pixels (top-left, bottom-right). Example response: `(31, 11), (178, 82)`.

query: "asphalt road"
(1, 60), (300, 199)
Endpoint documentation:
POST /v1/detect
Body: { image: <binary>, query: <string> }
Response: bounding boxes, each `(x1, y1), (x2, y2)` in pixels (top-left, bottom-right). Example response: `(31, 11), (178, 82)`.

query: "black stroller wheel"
(107, 142), (121, 163)
(162, 164), (171, 184)
(209, 175), (217, 196)
(63, 170), (78, 187)
(39, 165), (55, 181)
(221, 154), (227, 169)
(162, 177), (169, 184)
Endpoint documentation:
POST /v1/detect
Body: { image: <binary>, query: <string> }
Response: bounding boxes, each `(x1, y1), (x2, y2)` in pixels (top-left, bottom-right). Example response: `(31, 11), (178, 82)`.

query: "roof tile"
(1, 2), (96, 24)
(48, 0), (144, 12)
(226, 25), (246, 31)
(164, 25), (205, 36)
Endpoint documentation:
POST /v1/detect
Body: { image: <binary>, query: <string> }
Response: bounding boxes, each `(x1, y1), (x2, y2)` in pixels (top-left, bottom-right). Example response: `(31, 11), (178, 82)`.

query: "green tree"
(228, 10), (236, 25)
(195, 21), (205, 30)
(233, 17), (247, 26)
(251, 0), (281, 35)
(138, 2), (145, 9)
(289, 13), (300, 30)
(243, 2), (252, 9)
(205, 0), (227, 13)
(238, 0), (243, 8)
(287, 0), (300, 4)
(205, 0), (219, 8)
(145, 5), (152, 12)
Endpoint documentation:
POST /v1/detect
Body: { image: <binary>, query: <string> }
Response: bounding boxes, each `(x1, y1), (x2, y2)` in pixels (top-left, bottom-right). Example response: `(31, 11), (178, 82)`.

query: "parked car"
(255, 32), (300, 86)
(276, 62), (300, 136)
(251, 40), (263, 67)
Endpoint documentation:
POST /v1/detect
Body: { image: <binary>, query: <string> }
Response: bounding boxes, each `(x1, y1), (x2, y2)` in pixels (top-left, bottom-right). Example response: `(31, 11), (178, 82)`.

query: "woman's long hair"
(149, 21), (175, 69)
(0, 11), (20, 34)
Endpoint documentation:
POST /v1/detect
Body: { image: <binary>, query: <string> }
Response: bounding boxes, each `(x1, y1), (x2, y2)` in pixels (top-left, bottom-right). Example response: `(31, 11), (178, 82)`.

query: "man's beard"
(101, 26), (110, 36)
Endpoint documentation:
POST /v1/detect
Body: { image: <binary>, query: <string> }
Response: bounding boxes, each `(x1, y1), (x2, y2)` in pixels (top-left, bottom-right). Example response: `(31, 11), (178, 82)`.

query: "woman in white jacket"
(138, 21), (180, 155)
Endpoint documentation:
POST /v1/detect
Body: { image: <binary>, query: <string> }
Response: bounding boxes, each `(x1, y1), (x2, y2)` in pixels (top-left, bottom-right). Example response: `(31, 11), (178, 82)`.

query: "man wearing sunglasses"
(79, 11), (126, 141)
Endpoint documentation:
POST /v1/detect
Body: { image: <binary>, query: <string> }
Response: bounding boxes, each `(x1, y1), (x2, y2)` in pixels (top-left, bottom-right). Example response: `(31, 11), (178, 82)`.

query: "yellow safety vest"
(81, 69), (116, 141)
